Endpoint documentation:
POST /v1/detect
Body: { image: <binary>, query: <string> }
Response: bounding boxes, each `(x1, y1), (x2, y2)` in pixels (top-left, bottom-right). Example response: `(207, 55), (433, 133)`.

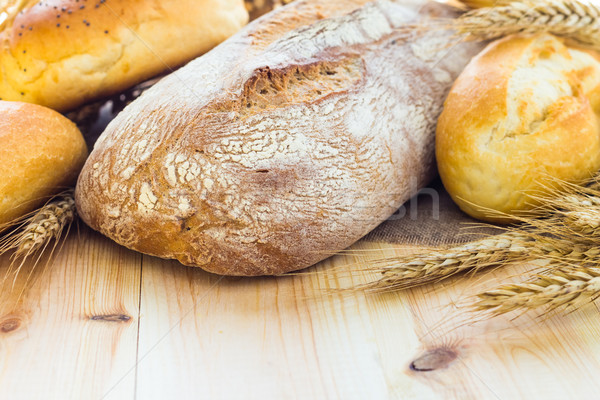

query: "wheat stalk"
(466, 178), (600, 315)
(358, 232), (534, 292)
(525, 189), (600, 243)
(452, 0), (600, 50)
(0, 189), (76, 259)
(557, 195), (600, 240)
(564, 209), (600, 237)
(475, 264), (600, 315)
(0, 189), (76, 300)
(356, 170), (600, 314)
(467, 177), (600, 315)
(359, 230), (597, 293)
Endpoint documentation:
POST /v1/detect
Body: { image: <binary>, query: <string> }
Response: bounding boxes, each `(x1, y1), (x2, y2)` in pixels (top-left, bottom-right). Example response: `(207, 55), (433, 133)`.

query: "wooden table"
(1, 223), (599, 400)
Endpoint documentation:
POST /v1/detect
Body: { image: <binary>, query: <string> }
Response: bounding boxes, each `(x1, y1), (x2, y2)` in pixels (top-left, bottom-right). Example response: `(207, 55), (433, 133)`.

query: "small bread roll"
(437, 34), (600, 222)
(0, 101), (87, 226)
(460, 0), (496, 8)
(0, 0), (248, 111)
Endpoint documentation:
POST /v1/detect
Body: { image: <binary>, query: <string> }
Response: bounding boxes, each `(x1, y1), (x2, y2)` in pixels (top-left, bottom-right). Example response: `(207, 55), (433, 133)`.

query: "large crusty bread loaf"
(0, 100), (87, 226)
(0, 0), (248, 111)
(75, 0), (482, 276)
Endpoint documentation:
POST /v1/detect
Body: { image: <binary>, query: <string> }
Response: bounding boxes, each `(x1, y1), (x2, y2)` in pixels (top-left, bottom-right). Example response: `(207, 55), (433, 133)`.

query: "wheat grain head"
(452, 0), (600, 49)
(356, 232), (534, 292)
(475, 266), (600, 315)
(0, 189), (76, 266)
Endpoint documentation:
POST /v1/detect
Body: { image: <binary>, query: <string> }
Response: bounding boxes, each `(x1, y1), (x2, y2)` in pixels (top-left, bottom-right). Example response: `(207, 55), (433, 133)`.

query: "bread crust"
(0, 100), (87, 225)
(459, 0), (494, 8)
(437, 34), (600, 222)
(76, 0), (481, 275)
(0, 0), (248, 111)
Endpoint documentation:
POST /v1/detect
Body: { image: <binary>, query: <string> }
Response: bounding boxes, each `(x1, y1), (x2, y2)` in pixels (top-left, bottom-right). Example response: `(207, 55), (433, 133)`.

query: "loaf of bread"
(75, 0), (482, 276)
(0, 100), (87, 227)
(0, 0), (248, 112)
(436, 34), (600, 222)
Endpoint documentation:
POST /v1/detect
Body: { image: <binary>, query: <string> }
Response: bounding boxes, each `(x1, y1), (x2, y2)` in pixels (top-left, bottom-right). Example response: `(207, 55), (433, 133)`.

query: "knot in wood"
(90, 314), (131, 323)
(0, 317), (21, 333)
(410, 348), (458, 372)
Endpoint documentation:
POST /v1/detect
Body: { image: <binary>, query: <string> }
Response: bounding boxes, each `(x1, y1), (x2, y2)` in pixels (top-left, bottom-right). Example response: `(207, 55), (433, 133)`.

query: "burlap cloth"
(365, 178), (500, 247)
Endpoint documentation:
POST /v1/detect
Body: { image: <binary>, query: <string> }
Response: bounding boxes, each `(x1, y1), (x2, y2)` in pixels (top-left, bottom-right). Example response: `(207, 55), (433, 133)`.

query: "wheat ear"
(0, 189), (76, 259)
(357, 232), (534, 292)
(475, 264), (600, 315)
(523, 188), (600, 243)
(357, 172), (600, 295)
(469, 176), (600, 315)
(452, 0), (600, 50)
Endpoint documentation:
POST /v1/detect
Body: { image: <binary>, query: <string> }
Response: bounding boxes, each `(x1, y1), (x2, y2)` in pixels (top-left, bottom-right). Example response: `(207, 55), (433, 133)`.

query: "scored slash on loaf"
(75, 0), (483, 276)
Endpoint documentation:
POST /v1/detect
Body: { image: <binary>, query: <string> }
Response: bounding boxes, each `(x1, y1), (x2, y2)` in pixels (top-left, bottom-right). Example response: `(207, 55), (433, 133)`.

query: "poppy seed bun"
(0, 0), (248, 111)
(436, 34), (600, 223)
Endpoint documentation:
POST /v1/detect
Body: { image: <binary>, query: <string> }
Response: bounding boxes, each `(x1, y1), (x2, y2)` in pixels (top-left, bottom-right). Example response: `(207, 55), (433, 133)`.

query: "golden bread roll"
(437, 34), (600, 222)
(0, 100), (87, 226)
(460, 0), (496, 8)
(0, 0), (248, 111)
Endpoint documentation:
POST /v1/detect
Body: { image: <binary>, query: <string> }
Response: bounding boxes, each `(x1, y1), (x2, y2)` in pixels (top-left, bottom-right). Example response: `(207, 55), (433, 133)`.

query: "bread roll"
(460, 0), (496, 8)
(436, 34), (600, 222)
(0, 0), (248, 112)
(0, 100), (87, 226)
(75, 0), (482, 276)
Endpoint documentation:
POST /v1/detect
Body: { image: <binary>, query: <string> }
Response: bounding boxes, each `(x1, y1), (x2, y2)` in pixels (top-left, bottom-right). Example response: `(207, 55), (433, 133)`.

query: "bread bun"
(0, 0), (248, 112)
(460, 0), (496, 8)
(436, 34), (600, 222)
(0, 100), (87, 226)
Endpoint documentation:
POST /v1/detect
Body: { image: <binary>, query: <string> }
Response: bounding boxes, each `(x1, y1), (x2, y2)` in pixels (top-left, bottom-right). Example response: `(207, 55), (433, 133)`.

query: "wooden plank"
(134, 244), (441, 400)
(351, 243), (600, 400)
(135, 240), (600, 400)
(2, 224), (600, 398)
(0, 225), (142, 400)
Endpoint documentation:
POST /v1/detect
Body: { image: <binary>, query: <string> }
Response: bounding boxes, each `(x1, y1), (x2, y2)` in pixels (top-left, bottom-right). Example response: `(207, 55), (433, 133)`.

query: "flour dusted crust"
(0, 0), (248, 111)
(76, 0), (481, 276)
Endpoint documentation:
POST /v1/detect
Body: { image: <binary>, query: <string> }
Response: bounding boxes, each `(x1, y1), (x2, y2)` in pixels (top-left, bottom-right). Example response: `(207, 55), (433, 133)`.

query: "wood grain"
(0, 225), (141, 400)
(1, 226), (600, 399)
